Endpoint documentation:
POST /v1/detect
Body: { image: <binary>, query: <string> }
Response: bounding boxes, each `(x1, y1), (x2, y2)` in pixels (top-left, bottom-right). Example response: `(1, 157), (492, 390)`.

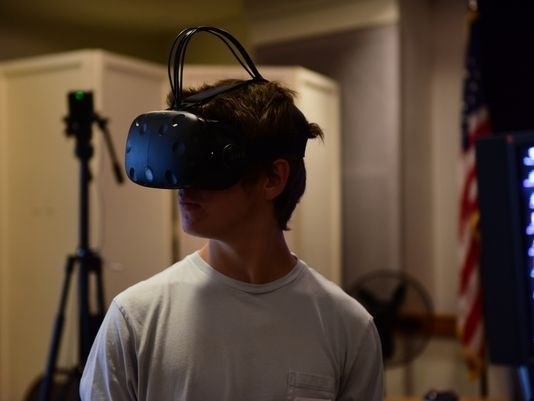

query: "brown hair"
(167, 79), (324, 230)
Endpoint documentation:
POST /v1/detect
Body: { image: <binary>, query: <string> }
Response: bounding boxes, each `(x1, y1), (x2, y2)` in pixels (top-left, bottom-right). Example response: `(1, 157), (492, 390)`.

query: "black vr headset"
(124, 26), (308, 190)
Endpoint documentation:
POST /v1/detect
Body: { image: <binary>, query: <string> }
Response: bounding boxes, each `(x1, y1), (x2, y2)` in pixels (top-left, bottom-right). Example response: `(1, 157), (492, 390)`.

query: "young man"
(80, 79), (384, 400)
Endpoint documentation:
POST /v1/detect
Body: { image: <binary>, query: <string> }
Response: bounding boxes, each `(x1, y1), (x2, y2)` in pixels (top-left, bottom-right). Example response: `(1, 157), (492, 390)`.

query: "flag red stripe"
(459, 167), (478, 233)
(459, 236), (480, 293)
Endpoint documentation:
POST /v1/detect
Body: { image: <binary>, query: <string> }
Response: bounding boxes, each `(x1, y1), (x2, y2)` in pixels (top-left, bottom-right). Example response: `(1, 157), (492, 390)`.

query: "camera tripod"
(34, 91), (123, 401)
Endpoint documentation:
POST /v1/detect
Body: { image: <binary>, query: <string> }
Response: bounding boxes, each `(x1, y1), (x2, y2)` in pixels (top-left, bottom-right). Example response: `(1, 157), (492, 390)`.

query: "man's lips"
(179, 198), (202, 209)
(178, 190), (204, 210)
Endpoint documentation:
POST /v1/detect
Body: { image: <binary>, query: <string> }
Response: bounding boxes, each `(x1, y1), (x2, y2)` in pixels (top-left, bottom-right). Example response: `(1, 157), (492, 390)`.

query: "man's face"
(177, 177), (269, 242)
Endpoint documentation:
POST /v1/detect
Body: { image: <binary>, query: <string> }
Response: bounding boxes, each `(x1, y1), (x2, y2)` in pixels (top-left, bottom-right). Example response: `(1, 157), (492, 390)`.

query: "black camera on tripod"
(26, 90), (123, 401)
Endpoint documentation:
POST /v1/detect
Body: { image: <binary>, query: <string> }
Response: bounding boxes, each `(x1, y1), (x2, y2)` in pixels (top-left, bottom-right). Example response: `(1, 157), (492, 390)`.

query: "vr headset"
(124, 26), (307, 190)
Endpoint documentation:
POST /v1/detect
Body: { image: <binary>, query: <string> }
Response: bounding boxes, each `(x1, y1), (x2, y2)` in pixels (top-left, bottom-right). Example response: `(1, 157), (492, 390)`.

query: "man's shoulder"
(300, 263), (372, 324)
(297, 264), (376, 353)
(113, 253), (197, 312)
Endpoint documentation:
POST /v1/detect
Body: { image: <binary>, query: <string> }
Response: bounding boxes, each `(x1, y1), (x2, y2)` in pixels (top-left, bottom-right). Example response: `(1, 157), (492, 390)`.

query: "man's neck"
(198, 230), (296, 284)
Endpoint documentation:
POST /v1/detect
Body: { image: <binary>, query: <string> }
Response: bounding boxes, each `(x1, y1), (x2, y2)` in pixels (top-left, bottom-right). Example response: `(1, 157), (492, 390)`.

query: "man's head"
(169, 79), (324, 230)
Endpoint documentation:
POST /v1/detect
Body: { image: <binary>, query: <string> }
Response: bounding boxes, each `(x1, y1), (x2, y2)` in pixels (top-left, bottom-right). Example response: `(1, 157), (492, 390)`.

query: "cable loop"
(167, 26), (265, 108)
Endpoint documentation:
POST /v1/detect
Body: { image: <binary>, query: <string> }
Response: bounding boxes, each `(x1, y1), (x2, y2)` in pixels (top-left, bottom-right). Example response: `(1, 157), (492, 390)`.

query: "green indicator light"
(75, 91), (85, 101)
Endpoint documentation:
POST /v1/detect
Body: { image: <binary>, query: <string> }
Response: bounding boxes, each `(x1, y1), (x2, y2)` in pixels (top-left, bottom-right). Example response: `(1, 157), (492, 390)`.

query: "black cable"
(168, 27), (199, 107)
(93, 113), (124, 184)
(167, 28), (190, 103)
(168, 28), (197, 108)
(193, 29), (255, 76)
(167, 26), (266, 108)
(204, 27), (263, 78)
(178, 27), (255, 77)
(175, 28), (255, 103)
(176, 29), (198, 104)
(181, 27), (259, 79)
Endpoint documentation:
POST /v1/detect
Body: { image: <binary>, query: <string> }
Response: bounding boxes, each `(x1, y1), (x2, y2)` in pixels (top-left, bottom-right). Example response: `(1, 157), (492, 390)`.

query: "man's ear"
(264, 159), (290, 200)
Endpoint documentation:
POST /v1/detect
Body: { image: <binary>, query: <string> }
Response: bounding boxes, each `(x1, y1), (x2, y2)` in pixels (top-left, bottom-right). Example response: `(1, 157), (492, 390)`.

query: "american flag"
(458, 0), (490, 378)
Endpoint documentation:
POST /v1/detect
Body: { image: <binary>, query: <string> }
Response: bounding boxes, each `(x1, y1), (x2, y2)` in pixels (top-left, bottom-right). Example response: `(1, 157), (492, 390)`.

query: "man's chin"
(181, 224), (211, 239)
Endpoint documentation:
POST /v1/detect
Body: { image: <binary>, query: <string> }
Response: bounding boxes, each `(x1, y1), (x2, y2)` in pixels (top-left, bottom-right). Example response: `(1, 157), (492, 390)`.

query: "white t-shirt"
(80, 252), (384, 401)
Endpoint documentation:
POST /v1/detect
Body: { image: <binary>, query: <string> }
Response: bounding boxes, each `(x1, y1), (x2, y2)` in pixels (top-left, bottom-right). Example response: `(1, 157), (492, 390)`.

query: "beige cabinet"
(0, 51), (340, 401)
(0, 49), (172, 401)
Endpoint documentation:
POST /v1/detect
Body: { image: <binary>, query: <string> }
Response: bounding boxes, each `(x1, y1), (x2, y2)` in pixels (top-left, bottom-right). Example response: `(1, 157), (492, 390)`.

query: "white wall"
(429, 0), (466, 313)
(246, 0), (398, 46)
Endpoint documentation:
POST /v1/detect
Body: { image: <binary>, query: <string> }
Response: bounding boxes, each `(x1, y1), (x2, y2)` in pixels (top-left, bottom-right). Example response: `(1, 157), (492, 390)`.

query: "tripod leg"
(39, 255), (77, 401)
(78, 250), (106, 367)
